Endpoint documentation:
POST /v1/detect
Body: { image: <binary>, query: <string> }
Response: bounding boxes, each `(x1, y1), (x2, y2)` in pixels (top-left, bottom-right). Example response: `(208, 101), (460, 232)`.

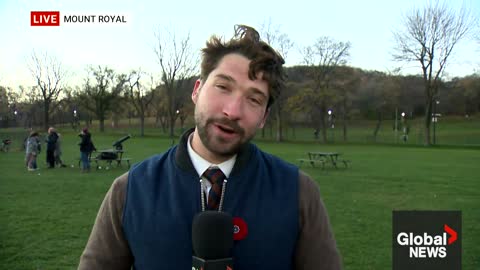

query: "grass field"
(0, 127), (479, 269)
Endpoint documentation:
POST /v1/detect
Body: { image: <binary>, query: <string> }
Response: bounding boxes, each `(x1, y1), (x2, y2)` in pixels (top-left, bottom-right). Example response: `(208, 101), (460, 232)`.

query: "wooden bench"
(94, 157), (132, 170)
(340, 159), (351, 168)
(297, 158), (325, 169)
(118, 158), (132, 168)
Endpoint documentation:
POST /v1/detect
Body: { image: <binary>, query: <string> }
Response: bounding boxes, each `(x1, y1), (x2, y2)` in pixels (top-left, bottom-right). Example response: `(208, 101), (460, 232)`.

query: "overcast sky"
(0, 0), (479, 89)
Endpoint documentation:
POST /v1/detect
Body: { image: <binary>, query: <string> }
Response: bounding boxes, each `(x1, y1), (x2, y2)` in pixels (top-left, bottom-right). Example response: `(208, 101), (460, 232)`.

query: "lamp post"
(394, 107), (398, 143)
(73, 109), (78, 129)
(401, 112), (407, 143)
(433, 100), (440, 145)
(14, 110), (18, 127)
(328, 109), (333, 143)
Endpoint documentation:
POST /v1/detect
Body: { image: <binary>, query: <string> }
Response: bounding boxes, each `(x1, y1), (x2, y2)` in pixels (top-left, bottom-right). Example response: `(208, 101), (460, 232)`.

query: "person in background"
(46, 127), (59, 168)
(54, 132), (67, 167)
(25, 131), (40, 171)
(79, 25), (342, 269)
(78, 128), (96, 173)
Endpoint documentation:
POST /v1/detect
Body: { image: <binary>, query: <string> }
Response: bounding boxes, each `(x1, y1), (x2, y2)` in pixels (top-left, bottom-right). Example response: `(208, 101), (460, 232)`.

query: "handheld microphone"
(192, 211), (234, 270)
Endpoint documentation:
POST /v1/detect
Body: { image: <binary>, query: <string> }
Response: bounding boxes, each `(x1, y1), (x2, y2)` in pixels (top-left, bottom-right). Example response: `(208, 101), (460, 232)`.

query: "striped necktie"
(203, 167), (225, 210)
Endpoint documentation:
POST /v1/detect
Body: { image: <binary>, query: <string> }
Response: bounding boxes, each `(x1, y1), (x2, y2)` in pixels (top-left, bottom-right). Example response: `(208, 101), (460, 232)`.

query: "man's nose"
(222, 96), (242, 120)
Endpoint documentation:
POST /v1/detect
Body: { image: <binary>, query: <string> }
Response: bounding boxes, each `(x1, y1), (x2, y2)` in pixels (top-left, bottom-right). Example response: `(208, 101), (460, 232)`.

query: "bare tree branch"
(126, 69), (155, 136)
(392, 1), (477, 145)
(300, 36), (351, 143)
(28, 51), (67, 130)
(153, 26), (198, 138)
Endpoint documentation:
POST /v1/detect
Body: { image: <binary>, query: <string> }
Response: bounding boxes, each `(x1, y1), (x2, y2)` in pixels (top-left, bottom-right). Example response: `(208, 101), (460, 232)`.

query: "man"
(78, 25), (342, 270)
(46, 127), (58, 168)
(78, 128), (96, 173)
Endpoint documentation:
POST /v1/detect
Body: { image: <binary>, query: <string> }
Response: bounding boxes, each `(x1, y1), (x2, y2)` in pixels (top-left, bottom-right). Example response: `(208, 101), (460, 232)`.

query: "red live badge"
(31, 11), (60, 26)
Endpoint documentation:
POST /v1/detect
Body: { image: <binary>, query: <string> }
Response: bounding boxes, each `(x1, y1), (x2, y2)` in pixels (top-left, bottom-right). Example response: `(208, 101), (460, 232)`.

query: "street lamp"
(400, 112), (407, 143)
(327, 109), (334, 142)
(13, 110), (18, 127)
(73, 109), (78, 129)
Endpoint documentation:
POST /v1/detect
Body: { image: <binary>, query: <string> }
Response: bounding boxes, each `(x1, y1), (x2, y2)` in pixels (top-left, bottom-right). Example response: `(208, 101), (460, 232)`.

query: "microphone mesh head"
(192, 211), (233, 259)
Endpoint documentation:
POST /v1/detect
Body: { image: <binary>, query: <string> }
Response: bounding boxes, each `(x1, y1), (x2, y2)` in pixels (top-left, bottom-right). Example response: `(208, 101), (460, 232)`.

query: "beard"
(194, 110), (254, 158)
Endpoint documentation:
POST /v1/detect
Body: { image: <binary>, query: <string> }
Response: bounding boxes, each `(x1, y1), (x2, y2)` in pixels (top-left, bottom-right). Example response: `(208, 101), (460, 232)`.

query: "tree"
(79, 66), (126, 132)
(447, 75), (480, 115)
(0, 86), (8, 126)
(332, 67), (361, 142)
(18, 85), (43, 128)
(260, 19), (294, 142)
(151, 84), (169, 133)
(154, 27), (198, 139)
(28, 51), (67, 130)
(392, 1), (476, 145)
(300, 37), (351, 143)
(125, 70), (155, 137)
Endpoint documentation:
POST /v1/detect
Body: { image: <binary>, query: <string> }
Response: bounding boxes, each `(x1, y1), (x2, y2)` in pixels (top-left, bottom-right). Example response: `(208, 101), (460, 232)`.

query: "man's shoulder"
(254, 144), (297, 170)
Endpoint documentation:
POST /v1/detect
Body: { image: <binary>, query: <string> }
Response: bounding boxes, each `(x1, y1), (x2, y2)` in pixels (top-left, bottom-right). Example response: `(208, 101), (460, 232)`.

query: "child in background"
(25, 131), (40, 171)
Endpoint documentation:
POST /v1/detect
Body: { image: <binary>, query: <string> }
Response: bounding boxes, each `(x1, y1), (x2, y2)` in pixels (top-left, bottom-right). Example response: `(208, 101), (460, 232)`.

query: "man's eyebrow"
(214, 74), (235, 82)
(248, 87), (268, 101)
(215, 73), (268, 101)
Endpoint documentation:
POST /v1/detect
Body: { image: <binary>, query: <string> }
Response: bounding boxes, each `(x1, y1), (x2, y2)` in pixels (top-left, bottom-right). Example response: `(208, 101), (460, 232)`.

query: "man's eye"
(249, 97), (262, 105)
(216, 84), (227, 89)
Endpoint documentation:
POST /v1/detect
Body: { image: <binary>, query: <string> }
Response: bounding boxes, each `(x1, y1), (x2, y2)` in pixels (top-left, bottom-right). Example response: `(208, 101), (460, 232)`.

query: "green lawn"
(0, 129), (479, 269)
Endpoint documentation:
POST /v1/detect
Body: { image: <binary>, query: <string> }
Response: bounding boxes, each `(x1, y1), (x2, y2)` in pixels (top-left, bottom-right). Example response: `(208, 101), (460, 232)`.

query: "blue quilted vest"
(123, 129), (299, 270)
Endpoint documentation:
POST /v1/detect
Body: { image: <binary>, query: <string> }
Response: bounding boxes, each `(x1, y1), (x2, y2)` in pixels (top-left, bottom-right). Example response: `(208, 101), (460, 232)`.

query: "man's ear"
(192, 79), (202, 104)
(258, 108), (270, 128)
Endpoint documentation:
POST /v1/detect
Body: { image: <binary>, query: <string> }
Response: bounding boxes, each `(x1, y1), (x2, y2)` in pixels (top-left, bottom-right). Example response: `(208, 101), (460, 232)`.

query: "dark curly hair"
(200, 24), (286, 108)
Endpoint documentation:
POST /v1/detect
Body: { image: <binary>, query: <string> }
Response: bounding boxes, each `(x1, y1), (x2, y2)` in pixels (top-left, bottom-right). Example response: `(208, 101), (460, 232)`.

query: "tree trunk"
(99, 118), (105, 132)
(342, 99), (347, 142)
(275, 108), (283, 142)
(43, 101), (50, 130)
(424, 98), (432, 145)
(140, 115), (145, 137)
(169, 114), (175, 138)
(373, 111), (382, 142)
(320, 104), (328, 143)
(180, 117), (186, 135)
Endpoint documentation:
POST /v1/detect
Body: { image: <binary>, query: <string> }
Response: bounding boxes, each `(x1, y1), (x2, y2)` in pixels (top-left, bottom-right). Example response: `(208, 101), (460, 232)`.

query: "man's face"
(191, 53), (269, 161)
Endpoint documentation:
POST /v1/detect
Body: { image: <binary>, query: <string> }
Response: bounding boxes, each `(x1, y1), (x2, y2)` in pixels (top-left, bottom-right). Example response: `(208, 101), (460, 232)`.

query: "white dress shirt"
(187, 133), (236, 203)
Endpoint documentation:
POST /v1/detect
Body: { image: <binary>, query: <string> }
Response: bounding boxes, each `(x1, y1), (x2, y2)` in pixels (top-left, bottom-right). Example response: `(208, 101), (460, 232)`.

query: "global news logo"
(392, 210), (461, 270)
(396, 224), (457, 258)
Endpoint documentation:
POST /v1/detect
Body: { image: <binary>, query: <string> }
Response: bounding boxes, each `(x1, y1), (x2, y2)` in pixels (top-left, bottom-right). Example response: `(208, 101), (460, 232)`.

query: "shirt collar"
(187, 133), (236, 178)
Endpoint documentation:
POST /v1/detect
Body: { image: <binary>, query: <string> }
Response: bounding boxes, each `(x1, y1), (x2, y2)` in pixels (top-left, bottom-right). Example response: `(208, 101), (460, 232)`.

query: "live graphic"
(31, 11), (128, 26)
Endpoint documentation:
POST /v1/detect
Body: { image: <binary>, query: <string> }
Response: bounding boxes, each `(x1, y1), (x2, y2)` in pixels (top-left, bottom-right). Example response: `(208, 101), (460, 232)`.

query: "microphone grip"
(192, 256), (233, 270)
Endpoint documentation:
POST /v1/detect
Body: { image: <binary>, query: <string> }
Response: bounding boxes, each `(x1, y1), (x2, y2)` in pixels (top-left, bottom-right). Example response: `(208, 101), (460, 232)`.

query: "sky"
(0, 0), (479, 90)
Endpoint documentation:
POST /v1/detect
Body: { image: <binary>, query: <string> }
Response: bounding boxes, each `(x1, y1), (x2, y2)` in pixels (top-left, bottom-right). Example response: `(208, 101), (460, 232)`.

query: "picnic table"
(78, 149), (132, 169)
(297, 151), (351, 169)
(94, 149), (132, 169)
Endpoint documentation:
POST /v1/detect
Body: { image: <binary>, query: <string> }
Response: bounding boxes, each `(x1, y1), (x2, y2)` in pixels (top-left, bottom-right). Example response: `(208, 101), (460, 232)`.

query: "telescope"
(112, 135), (131, 151)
